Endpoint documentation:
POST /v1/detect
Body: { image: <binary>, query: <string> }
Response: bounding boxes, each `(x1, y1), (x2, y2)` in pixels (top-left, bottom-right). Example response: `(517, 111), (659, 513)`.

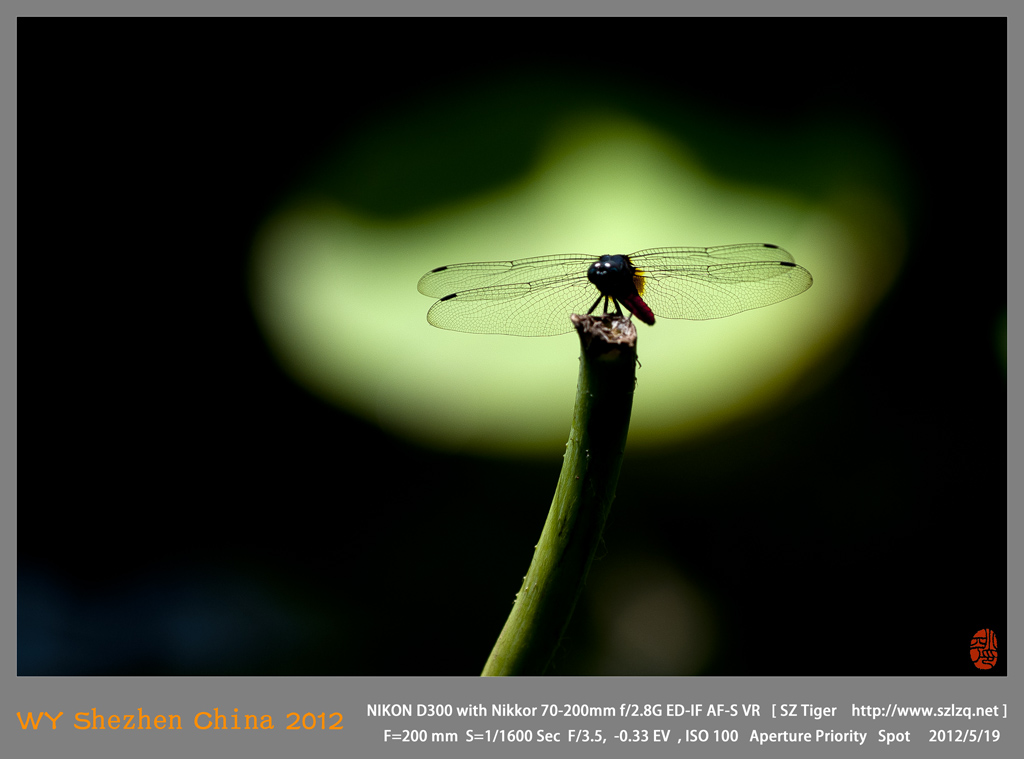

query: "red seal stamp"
(969, 629), (998, 670)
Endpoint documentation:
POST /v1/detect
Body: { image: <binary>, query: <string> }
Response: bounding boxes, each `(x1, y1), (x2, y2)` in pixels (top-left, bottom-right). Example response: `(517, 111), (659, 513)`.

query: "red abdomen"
(621, 294), (655, 325)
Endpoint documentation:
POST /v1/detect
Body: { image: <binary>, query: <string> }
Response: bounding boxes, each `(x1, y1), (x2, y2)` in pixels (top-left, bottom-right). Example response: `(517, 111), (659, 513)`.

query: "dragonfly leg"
(586, 295), (625, 318)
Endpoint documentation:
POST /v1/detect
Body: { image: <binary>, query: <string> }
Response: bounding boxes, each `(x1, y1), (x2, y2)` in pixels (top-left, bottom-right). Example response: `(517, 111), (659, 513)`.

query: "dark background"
(20, 20), (1006, 675)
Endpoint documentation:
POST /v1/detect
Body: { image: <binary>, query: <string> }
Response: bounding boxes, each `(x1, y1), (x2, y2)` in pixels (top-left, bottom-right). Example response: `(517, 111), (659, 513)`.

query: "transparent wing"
(627, 244), (813, 319)
(417, 253), (597, 297)
(425, 274), (601, 336)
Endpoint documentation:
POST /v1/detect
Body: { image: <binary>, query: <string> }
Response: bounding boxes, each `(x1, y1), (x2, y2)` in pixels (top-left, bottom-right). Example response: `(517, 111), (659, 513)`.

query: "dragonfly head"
(587, 255), (639, 298)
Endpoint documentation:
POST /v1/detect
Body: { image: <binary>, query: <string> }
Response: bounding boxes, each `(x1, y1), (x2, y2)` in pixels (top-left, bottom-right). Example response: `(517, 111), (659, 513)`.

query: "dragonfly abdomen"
(620, 293), (655, 325)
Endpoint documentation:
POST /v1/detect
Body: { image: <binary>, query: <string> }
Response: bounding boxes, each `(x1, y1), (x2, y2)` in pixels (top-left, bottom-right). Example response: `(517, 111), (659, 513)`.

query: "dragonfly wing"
(628, 243), (799, 267)
(628, 244), (813, 319)
(417, 254), (596, 297)
(426, 278), (600, 336)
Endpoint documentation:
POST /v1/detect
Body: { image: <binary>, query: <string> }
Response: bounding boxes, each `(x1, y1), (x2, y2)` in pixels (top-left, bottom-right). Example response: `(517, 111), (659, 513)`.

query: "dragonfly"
(417, 243), (812, 337)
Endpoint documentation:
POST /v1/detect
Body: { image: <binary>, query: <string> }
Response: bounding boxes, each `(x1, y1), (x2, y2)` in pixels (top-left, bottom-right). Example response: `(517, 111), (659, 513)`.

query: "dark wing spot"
(440, 293), (458, 301)
(763, 243), (779, 249)
(431, 265), (449, 273)
(779, 261), (796, 267)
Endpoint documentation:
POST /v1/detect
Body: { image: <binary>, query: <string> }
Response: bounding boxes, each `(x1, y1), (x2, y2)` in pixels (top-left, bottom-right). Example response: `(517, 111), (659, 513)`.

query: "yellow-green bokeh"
(249, 85), (907, 456)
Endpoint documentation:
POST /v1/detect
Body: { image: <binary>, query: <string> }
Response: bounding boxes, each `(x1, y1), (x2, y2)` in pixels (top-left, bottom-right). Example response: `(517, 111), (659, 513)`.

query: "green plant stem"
(481, 315), (638, 676)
